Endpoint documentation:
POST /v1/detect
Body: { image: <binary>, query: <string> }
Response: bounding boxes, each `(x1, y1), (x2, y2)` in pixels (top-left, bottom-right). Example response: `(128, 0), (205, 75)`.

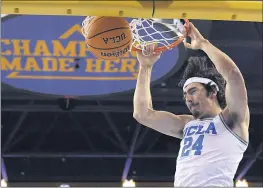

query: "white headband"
(183, 77), (219, 92)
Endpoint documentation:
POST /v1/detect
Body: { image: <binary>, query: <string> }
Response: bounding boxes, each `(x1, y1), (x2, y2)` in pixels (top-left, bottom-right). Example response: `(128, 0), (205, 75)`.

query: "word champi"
(1, 39), (138, 73)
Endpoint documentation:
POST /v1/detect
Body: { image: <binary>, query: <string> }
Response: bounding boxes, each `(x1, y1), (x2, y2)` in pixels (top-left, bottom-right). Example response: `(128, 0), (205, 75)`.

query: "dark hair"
(178, 56), (226, 109)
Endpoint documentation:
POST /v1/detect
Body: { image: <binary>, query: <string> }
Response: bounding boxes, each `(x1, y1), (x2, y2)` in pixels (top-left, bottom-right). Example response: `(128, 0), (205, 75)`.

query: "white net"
(81, 16), (186, 55)
(81, 16), (95, 39)
(130, 18), (186, 52)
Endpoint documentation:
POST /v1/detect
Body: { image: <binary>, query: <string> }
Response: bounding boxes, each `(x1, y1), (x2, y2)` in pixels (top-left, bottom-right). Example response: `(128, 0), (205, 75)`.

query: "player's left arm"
(184, 22), (249, 128)
(201, 40), (250, 126)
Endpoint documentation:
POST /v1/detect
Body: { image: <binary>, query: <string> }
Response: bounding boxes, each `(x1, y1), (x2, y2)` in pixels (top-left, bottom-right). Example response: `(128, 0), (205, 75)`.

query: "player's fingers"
(189, 22), (199, 36)
(135, 44), (142, 51)
(183, 42), (192, 49)
(182, 28), (187, 37)
(184, 23), (189, 32)
(190, 22), (197, 30)
(153, 51), (162, 56)
(135, 44), (143, 55)
(144, 43), (154, 56)
(187, 22), (196, 38)
(149, 43), (155, 55)
(142, 44), (151, 56)
(183, 23), (189, 32)
(135, 44), (140, 48)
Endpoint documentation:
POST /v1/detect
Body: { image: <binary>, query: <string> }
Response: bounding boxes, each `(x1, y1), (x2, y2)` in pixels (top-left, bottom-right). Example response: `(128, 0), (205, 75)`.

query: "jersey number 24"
(181, 135), (204, 157)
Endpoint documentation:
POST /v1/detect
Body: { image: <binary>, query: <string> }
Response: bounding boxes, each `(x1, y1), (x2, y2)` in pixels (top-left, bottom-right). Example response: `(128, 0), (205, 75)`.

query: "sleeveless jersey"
(174, 113), (248, 187)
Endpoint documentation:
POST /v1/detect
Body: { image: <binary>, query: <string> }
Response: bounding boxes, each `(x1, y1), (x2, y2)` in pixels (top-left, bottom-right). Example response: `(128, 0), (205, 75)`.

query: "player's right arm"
(133, 45), (194, 139)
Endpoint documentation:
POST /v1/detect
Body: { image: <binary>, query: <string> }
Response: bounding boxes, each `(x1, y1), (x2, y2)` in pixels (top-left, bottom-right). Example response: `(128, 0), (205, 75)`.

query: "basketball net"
(81, 16), (188, 55)
(81, 16), (95, 39)
(129, 18), (188, 54)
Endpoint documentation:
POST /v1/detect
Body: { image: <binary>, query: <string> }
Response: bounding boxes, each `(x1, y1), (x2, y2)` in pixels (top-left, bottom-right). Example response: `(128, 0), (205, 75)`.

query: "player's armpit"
(224, 68), (250, 125)
(133, 110), (194, 139)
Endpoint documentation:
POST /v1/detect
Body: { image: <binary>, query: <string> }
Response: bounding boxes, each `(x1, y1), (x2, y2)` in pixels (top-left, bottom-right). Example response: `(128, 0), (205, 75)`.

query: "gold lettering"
(59, 58), (74, 72)
(121, 51), (129, 58)
(34, 40), (51, 56)
(42, 58), (58, 71)
(120, 59), (137, 72)
(12, 40), (31, 56)
(24, 57), (41, 71)
(53, 41), (77, 57)
(129, 50), (137, 58)
(104, 59), (119, 72)
(1, 56), (22, 71)
(85, 59), (103, 72)
(79, 41), (90, 57)
(1, 39), (12, 55)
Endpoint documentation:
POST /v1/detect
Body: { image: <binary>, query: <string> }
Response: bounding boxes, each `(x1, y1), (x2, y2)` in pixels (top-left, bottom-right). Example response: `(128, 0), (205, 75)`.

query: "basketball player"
(133, 22), (249, 186)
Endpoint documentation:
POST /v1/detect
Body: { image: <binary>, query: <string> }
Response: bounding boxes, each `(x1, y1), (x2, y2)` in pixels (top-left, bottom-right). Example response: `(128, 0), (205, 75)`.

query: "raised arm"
(184, 23), (249, 128)
(201, 40), (249, 124)
(133, 45), (193, 139)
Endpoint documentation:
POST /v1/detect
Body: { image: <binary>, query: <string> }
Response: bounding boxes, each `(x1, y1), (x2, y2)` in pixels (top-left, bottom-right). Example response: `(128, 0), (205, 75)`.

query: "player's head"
(178, 56), (226, 118)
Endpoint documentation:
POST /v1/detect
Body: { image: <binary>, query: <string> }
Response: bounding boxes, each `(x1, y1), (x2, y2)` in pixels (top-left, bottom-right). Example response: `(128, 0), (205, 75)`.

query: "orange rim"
(131, 19), (189, 52)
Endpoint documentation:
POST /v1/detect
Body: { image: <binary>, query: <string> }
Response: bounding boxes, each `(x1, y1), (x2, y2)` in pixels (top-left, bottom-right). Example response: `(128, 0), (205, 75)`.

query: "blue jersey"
(174, 113), (248, 187)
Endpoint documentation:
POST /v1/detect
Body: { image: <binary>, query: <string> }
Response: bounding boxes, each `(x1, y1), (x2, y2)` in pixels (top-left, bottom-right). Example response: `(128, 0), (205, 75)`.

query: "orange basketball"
(85, 16), (133, 60)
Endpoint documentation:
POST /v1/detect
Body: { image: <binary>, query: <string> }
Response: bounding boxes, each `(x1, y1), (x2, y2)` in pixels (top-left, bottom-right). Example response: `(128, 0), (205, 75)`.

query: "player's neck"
(198, 105), (222, 120)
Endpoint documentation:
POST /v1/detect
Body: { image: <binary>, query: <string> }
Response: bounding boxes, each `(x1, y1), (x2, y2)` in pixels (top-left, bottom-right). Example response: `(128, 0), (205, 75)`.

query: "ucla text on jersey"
(181, 122), (217, 157)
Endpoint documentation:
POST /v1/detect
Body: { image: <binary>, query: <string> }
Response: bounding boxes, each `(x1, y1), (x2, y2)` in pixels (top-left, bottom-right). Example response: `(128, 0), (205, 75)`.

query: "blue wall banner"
(1, 15), (185, 97)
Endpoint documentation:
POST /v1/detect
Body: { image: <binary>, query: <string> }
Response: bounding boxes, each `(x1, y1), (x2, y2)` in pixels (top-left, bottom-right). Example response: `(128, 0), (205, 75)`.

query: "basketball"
(85, 16), (133, 60)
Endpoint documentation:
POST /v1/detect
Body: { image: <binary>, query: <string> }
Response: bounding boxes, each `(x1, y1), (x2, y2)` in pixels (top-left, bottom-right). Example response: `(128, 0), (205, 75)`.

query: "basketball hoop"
(81, 16), (189, 57)
(129, 18), (189, 54)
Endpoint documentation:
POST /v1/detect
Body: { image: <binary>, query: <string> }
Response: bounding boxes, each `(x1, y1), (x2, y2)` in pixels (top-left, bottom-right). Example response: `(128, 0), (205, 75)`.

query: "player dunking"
(133, 22), (249, 186)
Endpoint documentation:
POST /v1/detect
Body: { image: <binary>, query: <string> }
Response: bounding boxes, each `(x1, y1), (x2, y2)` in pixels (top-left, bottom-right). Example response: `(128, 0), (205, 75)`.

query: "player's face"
(183, 83), (213, 118)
